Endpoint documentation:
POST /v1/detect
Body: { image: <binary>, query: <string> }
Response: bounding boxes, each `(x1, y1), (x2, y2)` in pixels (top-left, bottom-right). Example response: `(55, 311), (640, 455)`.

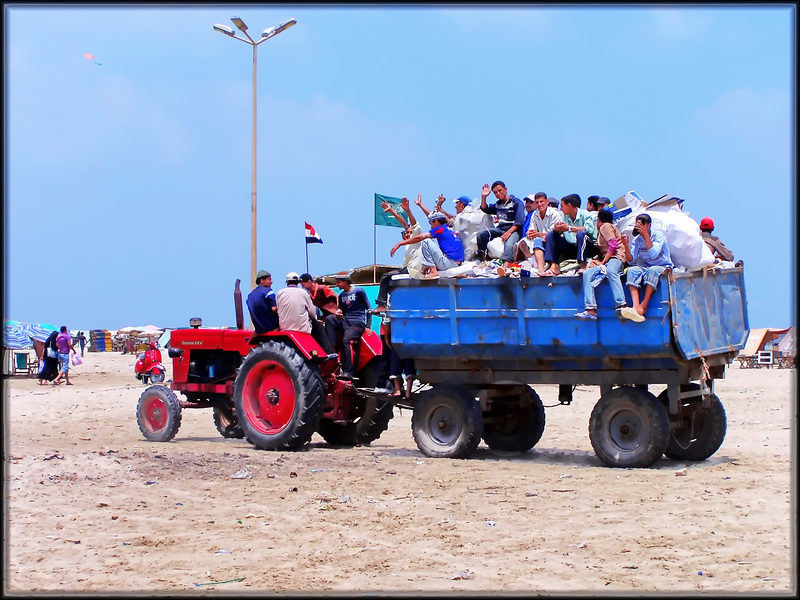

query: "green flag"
(374, 193), (408, 228)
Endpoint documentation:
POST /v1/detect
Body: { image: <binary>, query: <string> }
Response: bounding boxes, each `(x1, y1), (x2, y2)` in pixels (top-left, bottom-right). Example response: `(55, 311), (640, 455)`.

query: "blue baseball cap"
(454, 196), (471, 205)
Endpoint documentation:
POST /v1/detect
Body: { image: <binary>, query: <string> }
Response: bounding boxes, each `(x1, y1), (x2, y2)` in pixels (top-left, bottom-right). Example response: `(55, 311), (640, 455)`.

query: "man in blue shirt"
(476, 180), (525, 267)
(621, 213), (674, 321)
(324, 273), (371, 380)
(246, 270), (279, 333)
(390, 211), (465, 278)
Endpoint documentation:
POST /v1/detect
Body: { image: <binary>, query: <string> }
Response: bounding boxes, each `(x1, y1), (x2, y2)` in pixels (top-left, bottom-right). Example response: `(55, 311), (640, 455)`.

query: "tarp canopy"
(777, 327), (796, 356)
(741, 327), (791, 356)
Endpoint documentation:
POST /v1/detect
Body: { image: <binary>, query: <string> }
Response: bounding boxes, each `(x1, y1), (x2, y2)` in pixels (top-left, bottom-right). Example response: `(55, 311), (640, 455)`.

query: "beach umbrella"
(23, 322), (58, 342)
(3, 323), (32, 349)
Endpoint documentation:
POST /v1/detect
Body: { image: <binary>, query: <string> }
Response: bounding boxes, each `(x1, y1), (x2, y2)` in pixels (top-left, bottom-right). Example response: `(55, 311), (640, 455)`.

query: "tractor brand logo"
(181, 341), (204, 346)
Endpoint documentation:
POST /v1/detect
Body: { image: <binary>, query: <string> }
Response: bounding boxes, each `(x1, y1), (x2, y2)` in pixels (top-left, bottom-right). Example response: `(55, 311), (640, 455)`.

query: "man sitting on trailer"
(324, 273), (372, 380)
(622, 213), (674, 321)
(390, 210), (465, 279)
(542, 193), (599, 276)
(476, 180), (525, 268)
(246, 270), (279, 334)
(699, 217), (735, 263)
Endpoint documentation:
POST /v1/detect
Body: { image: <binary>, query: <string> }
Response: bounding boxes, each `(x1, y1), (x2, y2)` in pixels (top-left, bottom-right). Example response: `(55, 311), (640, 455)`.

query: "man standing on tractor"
(246, 270), (279, 334)
(323, 273), (371, 380)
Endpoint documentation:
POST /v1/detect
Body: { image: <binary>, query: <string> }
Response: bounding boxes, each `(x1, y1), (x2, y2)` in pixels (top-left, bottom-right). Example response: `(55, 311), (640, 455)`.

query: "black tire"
(233, 341), (325, 451)
(141, 374), (149, 385)
(659, 385), (727, 461)
(213, 404), (245, 439)
(137, 385), (182, 442)
(589, 386), (669, 468)
(482, 386), (546, 452)
(412, 386), (482, 459)
(317, 358), (394, 446)
(149, 368), (165, 384)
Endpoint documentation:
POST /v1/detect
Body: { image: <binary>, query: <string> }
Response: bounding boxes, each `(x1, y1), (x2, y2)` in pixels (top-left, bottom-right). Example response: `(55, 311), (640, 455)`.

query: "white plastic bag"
(453, 202), (494, 261)
(487, 236), (505, 259)
(71, 351), (82, 367)
(618, 202), (714, 271)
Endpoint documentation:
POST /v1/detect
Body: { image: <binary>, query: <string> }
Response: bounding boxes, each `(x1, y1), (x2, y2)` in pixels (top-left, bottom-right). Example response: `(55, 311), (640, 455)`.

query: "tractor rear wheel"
(213, 404), (245, 439)
(233, 341), (324, 451)
(317, 358), (394, 446)
(482, 386), (546, 452)
(412, 386), (482, 459)
(136, 385), (182, 442)
(589, 386), (669, 468)
(659, 385), (727, 461)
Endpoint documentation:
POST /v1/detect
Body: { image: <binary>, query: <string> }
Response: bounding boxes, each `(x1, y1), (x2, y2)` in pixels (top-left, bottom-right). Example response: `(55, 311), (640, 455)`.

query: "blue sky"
(4, 4), (795, 331)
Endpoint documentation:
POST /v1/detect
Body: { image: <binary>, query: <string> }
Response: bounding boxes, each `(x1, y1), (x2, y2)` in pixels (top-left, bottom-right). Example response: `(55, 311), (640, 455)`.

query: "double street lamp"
(213, 16), (297, 288)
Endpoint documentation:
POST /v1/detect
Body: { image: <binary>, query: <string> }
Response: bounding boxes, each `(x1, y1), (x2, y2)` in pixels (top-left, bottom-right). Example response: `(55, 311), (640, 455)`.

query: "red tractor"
(135, 281), (393, 449)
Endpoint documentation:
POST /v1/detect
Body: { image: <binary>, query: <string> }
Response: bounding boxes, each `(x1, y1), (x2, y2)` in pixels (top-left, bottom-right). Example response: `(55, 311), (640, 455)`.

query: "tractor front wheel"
(136, 385), (182, 442)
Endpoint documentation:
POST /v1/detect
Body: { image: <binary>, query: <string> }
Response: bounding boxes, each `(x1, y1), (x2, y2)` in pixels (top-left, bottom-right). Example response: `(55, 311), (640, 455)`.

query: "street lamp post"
(213, 16), (297, 288)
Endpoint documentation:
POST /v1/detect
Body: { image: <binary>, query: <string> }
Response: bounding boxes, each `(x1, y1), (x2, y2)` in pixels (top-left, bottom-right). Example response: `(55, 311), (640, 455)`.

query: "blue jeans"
(626, 265), (668, 290)
(545, 230), (599, 264)
(477, 228), (520, 262)
(421, 238), (460, 270)
(57, 351), (70, 373)
(582, 258), (625, 310)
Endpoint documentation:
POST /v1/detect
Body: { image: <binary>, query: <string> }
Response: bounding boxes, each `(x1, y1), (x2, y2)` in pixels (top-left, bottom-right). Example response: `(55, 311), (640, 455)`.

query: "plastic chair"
(14, 352), (29, 375)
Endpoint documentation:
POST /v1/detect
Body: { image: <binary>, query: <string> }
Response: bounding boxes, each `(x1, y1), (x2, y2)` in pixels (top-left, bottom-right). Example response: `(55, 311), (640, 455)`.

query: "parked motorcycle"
(135, 342), (166, 384)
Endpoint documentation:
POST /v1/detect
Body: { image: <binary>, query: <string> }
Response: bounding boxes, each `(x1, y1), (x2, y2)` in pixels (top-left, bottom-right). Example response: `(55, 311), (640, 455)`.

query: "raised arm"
(414, 193), (432, 218)
(436, 194), (455, 220)
(381, 200), (409, 229)
(400, 197), (417, 227)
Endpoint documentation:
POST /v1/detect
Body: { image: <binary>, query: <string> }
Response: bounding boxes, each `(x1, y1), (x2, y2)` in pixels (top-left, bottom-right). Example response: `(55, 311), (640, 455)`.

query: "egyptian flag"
(305, 222), (323, 244)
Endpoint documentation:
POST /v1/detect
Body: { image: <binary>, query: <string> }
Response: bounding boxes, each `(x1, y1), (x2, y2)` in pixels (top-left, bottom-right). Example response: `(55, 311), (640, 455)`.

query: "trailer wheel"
(482, 386), (546, 452)
(412, 386), (482, 459)
(589, 386), (669, 468)
(137, 385), (182, 442)
(659, 385), (727, 461)
(233, 341), (325, 450)
(317, 358), (394, 446)
(213, 404), (245, 439)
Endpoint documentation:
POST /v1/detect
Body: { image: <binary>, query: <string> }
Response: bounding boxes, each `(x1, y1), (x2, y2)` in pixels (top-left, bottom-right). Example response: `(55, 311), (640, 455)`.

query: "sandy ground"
(3, 350), (796, 595)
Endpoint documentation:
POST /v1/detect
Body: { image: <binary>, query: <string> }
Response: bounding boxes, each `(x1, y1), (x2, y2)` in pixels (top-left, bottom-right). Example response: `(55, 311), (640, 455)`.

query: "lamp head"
(213, 23), (236, 36)
(231, 16), (247, 32)
(262, 17), (296, 38)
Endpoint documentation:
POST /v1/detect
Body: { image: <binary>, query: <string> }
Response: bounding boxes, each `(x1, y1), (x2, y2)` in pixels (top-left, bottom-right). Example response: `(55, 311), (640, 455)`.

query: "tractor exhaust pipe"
(234, 279), (244, 330)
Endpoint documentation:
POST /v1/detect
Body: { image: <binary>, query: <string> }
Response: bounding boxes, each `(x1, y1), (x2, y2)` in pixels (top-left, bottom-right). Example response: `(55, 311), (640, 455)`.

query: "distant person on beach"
(52, 326), (77, 385)
(622, 213), (674, 321)
(77, 331), (87, 356)
(699, 217), (735, 262)
(246, 270), (279, 334)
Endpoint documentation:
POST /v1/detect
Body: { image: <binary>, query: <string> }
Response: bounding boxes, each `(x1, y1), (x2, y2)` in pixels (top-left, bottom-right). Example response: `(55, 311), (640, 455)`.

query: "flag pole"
(373, 198), (377, 284)
(305, 241), (309, 275)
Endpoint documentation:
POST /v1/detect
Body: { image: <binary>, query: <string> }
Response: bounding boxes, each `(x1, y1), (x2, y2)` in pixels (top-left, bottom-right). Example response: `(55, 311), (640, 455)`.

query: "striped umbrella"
(22, 322), (58, 343)
(3, 323), (32, 349)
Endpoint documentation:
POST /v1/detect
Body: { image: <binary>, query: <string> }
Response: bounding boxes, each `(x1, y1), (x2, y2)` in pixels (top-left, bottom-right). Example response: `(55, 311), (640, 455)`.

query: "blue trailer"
(386, 266), (748, 468)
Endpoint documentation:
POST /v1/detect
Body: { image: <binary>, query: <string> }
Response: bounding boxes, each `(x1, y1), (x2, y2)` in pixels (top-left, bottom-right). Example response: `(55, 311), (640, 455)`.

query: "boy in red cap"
(699, 217), (734, 262)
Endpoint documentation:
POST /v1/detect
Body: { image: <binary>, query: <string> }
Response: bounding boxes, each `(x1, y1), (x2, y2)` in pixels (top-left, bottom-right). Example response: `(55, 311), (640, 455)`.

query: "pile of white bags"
(453, 201), (494, 261)
(615, 194), (714, 271)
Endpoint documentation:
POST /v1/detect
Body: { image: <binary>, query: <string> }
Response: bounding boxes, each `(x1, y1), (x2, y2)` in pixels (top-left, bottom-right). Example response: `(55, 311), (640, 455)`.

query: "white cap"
(286, 272), (300, 282)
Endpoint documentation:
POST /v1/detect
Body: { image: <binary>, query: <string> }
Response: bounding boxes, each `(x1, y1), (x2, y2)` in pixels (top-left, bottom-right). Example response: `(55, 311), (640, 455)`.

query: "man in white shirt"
(276, 272), (317, 334)
(516, 193), (563, 274)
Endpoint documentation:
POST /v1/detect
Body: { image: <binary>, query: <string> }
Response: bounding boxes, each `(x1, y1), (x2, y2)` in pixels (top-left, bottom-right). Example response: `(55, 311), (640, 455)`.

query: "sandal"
(540, 269), (555, 277)
(574, 310), (598, 320)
